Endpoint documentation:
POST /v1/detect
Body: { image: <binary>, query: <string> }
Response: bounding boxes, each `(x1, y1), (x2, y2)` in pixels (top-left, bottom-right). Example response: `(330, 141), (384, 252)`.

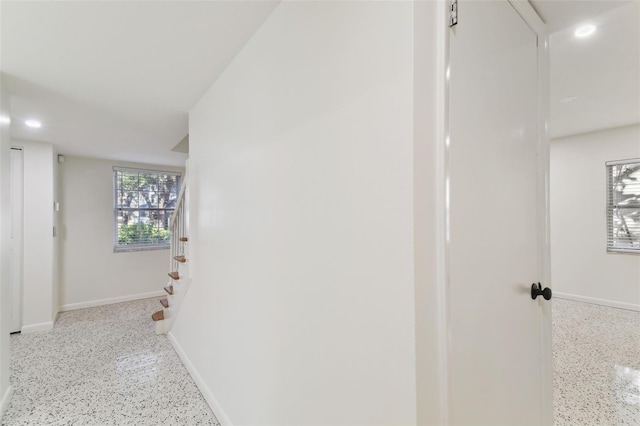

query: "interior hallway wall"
(52, 151), (60, 321)
(14, 139), (55, 332)
(172, 2), (418, 424)
(551, 124), (640, 308)
(58, 156), (183, 310)
(0, 63), (14, 415)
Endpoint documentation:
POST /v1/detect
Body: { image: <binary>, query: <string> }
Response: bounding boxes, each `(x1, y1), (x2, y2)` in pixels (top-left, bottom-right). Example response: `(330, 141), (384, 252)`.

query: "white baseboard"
(554, 292), (640, 312)
(0, 385), (13, 420)
(59, 290), (166, 312)
(167, 331), (230, 426)
(21, 321), (54, 334)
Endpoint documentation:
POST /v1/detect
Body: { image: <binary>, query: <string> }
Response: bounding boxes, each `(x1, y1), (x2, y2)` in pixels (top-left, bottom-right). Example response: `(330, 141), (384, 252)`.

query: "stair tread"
(174, 255), (187, 263)
(152, 310), (164, 321)
(160, 298), (169, 308)
(164, 285), (174, 295)
(168, 272), (180, 280)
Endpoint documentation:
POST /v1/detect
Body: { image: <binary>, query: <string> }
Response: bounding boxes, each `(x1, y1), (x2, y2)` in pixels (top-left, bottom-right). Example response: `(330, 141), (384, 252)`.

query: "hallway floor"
(554, 298), (640, 425)
(5, 296), (639, 424)
(2, 298), (219, 425)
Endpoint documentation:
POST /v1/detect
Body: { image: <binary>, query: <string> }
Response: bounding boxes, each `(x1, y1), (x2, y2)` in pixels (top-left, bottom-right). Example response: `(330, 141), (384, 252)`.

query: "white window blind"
(113, 167), (181, 252)
(607, 159), (640, 253)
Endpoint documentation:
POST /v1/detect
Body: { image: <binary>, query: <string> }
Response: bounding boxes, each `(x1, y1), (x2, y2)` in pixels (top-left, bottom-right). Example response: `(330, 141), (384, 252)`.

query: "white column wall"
(0, 53), (14, 415)
(172, 2), (418, 424)
(17, 140), (55, 331)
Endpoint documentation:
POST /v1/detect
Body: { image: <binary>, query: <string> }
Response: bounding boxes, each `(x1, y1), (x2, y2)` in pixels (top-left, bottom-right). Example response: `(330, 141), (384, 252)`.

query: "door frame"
(432, 1), (551, 423)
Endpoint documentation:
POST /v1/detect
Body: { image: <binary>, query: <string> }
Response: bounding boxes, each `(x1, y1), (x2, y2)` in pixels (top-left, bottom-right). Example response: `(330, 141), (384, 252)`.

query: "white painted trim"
(0, 386), (13, 420)
(554, 292), (640, 312)
(509, 0), (546, 35)
(515, 1), (553, 423)
(21, 321), (54, 334)
(510, 2), (554, 422)
(507, 2), (553, 422)
(59, 290), (165, 312)
(167, 331), (229, 426)
(436, 1), (450, 424)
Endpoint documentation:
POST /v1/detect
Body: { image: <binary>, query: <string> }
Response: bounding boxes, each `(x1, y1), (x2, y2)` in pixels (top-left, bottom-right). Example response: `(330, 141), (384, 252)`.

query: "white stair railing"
(156, 167), (190, 334)
(169, 170), (188, 274)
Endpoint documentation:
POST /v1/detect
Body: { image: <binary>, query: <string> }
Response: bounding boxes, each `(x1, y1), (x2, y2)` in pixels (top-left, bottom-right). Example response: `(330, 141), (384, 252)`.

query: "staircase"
(152, 168), (190, 335)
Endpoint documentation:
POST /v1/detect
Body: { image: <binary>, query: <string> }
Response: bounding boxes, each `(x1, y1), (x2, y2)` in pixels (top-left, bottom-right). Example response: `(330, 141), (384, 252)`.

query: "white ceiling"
(2, 1), (638, 157)
(531, 0), (640, 139)
(530, 0), (632, 33)
(1, 1), (279, 166)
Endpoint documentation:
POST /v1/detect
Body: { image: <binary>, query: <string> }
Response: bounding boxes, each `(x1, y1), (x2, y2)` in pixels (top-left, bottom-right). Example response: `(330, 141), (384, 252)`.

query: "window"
(113, 167), (181, 252)
(607, 159), (640, 253)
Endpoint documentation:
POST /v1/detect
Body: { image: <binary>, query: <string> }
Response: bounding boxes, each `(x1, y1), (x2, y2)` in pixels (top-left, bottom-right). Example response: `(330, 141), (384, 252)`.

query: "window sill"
(114, 245), (170, 253)
(607, 248), (640, 255)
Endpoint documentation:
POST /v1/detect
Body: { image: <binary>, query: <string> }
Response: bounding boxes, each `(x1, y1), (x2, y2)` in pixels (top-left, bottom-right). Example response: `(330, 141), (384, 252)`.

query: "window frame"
(113, 167), (181, 253)
(606, 158), (640, 254)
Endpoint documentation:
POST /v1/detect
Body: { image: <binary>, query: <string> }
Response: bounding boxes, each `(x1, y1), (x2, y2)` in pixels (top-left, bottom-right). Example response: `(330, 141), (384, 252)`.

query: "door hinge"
(449, 0), (458, 27)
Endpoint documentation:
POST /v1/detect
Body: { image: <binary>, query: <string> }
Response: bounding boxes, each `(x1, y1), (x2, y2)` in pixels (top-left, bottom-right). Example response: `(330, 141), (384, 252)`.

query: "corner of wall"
(413, 1), (449, 424)
(52, 149), (60, 322)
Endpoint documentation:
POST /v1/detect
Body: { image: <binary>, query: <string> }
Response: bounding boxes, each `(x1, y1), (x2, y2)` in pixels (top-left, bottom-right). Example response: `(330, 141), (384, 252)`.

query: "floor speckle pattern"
(554, 298), (640, 425)
(5, 296), (639, 424)
(2, 298), (219, 426)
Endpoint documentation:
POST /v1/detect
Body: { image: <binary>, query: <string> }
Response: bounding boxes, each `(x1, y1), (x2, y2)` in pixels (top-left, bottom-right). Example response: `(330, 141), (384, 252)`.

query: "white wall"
(0, 70), (14, 414)
(52, 151), (60, 320)
(15, 140), (55, 331)
(551, 124), (640, 308)
(58, 156), (183, 310)
(413, 1), (448, 425)
(172, 2), (418, 425)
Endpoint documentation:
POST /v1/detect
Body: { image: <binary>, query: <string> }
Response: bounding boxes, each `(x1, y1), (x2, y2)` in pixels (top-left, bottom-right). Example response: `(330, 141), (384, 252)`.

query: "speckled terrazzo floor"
(554, 298), (640, 425)
(2, 298), (219, 426)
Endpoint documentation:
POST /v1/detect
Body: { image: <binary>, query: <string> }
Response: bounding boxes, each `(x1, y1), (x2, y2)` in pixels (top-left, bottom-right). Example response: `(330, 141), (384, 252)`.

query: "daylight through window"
(113, 167), (181, 252)
(607, 159), (640, 253)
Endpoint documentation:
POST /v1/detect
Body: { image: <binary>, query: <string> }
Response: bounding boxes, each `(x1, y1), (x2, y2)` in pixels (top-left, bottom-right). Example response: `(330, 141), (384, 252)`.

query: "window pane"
(158, 175), (178, 208)
(117, 209), (168, 245)
(116, 210), (140, 245)
(116, 190), (126, 208)
(118, 189), (139, 208)
(611, 207), (640, 249)
(140, 173), (158, 196)
(121, 172), (140, 191)
(608, 160), (640, 252)
(139, 190), (157, 209)
(612, 163), (640, 207)
(156, 209), (172, 231)
(114, 168), (180, 250)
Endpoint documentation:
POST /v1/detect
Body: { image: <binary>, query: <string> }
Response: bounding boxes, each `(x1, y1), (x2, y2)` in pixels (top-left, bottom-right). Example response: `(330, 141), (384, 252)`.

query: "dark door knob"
(531, 283), (552, 301)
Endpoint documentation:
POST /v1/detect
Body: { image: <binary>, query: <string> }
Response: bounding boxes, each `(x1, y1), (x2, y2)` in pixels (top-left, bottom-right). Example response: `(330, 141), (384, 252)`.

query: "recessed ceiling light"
(575, 24), (597, 38)
(25, 119), (42, 128)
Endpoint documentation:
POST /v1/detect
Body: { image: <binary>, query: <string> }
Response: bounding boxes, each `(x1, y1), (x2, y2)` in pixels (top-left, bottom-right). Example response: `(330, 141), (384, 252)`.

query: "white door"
(9, 148), (23, 333)
(448, 1), (551, 424)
